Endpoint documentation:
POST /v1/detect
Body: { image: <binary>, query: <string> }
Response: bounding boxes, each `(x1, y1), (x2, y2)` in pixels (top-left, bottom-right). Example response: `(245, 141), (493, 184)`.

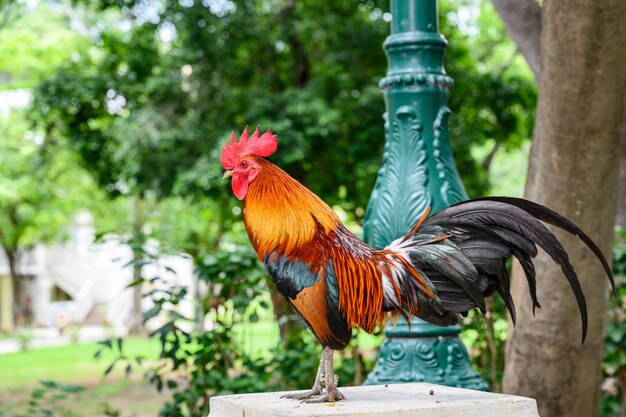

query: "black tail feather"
(422, 199), (600, 342)
(474, 196), (617, 298)
(496, 266), (517, 324)
(397, 197), (614, 343)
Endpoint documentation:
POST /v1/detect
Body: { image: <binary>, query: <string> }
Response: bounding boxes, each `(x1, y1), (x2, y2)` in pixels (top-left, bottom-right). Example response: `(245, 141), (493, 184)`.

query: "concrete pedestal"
(208, 383), (540, 417)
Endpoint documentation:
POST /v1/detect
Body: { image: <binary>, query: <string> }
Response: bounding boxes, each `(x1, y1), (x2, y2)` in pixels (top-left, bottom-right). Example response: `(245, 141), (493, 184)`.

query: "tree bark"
(491, 0), (542, 81)
(491, 2), (626, 233)
(502, 1), (626, 416)
(128, 196), (146, 336)
(616, 92), (626, 230)
(128, 259), (144, 335)
(3, 246), (19, 328)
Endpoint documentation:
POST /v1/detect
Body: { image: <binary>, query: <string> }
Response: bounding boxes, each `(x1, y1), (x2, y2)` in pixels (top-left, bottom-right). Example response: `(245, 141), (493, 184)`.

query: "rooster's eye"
(241, 161), (248, 168)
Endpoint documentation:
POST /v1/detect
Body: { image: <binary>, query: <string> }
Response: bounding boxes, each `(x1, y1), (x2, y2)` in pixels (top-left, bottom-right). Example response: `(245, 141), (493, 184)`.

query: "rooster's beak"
(223, 170), (234, 179)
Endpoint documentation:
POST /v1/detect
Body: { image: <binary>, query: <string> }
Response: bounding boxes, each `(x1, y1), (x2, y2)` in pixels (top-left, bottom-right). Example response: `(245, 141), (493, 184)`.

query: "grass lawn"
(0, 376), (166, 417)
(0, 338), (160, 390)
(0, 338), (165, 417)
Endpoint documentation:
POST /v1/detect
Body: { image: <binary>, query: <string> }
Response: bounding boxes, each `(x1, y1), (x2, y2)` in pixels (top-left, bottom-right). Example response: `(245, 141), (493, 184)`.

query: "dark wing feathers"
(403, 197), (615, 343)
(424, 271), (476, 312)
(264, 252), (351, 349)
(495, 266), (517, 324)
(409, 244), (487, 311)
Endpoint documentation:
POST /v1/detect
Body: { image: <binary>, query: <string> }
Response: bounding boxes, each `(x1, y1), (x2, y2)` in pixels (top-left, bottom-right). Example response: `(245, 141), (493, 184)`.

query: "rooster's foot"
(282, 352), (325, 401)
(299, 387), (345, 403)
(280, 386), (322, 400)
(300, 348), (345, 403)
(283, 347), (345, 403)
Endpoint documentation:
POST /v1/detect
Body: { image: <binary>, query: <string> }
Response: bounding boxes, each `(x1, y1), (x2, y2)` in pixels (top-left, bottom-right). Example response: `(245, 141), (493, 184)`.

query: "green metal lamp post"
(362, 0), (488, 390)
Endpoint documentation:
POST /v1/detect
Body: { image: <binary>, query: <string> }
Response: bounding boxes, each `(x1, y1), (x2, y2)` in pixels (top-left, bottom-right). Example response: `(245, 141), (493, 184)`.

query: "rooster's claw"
(299, 388), (345, 403)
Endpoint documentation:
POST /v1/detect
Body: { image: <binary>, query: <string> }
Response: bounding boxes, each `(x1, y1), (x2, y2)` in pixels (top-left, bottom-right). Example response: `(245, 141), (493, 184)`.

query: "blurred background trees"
(0, 0), (623, 416)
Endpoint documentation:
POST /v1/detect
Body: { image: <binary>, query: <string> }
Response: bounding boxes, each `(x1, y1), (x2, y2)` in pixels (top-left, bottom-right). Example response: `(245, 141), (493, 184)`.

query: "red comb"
(220, 125), (278, 169)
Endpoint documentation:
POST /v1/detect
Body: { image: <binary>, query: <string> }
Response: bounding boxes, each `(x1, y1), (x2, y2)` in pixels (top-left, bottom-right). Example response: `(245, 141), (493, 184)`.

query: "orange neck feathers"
(243, 158), (340, 259)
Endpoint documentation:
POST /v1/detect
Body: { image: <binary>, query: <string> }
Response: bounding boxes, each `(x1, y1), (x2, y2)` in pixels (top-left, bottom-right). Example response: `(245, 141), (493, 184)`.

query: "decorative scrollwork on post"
(433, 106), (467, 207)
(364, 106), (430, 249)
(445, 341), (490, 390)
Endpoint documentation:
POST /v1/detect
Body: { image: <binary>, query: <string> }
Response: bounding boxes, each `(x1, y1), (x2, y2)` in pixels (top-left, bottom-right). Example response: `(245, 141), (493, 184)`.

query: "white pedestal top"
(208, 383), (540, 417)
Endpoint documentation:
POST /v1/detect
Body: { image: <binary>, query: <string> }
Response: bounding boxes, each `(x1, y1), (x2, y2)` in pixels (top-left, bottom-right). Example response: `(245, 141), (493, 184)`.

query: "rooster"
(220, 126), (615, 403)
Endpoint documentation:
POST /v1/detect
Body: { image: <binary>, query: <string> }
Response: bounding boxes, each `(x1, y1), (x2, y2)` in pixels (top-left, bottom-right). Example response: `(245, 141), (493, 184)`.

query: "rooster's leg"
(280, 350), (325, 400)
(301, 347), (345, 403)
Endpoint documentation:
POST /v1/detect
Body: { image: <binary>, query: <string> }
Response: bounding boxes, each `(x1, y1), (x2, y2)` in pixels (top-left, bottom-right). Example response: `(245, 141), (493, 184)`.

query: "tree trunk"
(616, 91), (626, 230)
(128, 196), (146, 336)
(502, 1), (626, 416)
(3, 246), (19, 328)
(491, 0), (542, 81)
(128, 260), (144, 336)
(491, 3), (626, 232)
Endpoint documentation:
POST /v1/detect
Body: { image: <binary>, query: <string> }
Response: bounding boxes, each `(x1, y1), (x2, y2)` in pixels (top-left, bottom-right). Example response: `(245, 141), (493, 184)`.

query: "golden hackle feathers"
(244, 158), (340, 258)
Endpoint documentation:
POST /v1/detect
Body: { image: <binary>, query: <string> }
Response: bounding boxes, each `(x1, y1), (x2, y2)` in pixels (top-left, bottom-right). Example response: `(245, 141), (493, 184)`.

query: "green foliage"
(0, 3), (85, 89)
(16, 327), (34, 351)
(0, 338), (160, 391)
(0, 0), (24, 33)
(0, 110), (94, 249)
(461, 297), (508, 392)
(443, 0), (536, 196)
(0, 379), (126, 417)
(31, 0), (536, 213)
(12, 380), (85, 417)
(0, 108), (98, 328)
(601, 230), (626, 417)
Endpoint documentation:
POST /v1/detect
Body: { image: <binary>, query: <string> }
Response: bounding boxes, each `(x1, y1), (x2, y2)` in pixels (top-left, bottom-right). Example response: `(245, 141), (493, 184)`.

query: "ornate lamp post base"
(363, 319), (488, 390)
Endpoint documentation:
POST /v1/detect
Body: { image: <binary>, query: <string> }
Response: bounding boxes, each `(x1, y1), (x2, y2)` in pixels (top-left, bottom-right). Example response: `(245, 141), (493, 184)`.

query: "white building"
(0, 212), (195, 333)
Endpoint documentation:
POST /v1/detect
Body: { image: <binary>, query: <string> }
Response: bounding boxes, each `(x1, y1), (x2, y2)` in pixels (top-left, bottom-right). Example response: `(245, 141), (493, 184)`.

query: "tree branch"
(491, 0), (542, 81)
(482, 141), (501, 172)
(0, 0), (20, 32)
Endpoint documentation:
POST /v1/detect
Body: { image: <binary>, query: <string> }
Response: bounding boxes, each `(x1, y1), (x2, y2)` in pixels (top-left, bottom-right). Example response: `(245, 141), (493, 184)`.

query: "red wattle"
(232, 173), (249, 200)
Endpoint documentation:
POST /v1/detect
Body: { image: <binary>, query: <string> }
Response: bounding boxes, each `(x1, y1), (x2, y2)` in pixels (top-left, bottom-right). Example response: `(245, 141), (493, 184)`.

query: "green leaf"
(59, 383), (84, 393)
(143, 305), (161, 323)
(39, 381), (58, 389)
(127, 278), (145, 288)
(104, 361), (116, 376)
(31, 388), (46, 399)
(98, 339), (113, 349)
